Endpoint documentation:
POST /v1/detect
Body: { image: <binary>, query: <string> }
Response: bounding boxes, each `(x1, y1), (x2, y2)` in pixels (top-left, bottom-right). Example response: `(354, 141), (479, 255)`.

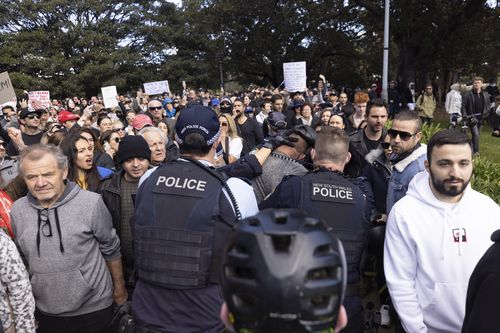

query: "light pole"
(381, 0), (390, 101)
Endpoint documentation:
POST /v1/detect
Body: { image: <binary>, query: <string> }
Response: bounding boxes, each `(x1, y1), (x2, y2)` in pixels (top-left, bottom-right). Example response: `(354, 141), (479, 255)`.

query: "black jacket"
(461, 90), (490, 118)
(100, 170), (125, 236)
(462, 229), (500, 333)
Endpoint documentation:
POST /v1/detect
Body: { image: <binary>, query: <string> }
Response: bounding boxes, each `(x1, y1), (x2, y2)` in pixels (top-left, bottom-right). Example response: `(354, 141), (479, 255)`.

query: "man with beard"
(6, 109), (44, 156)
(386, 110), (427, 213)
(233, 98), (264, 154)
(384, 130), (500, 333)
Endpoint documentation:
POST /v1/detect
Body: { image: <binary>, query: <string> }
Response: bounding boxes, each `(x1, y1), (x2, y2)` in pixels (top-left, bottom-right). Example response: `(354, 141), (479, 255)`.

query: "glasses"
(387, 129), (417, 141)
(26, 114), (41, 120)
(112, 137), (121, 143)
(149, 106), (162, 111)
(113, 128), (124, 132)
(381, 142), (391, 149)
(221, 103), (230, 106)
(220, 122), (228, 127)
(50, 124), (64, 132)
(40, 209), (52, 237)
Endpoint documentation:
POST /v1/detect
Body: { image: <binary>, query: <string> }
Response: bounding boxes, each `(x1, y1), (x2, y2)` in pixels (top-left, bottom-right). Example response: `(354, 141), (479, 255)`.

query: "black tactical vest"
(299, 170), (367, 288)
(133, 160), (235, 289)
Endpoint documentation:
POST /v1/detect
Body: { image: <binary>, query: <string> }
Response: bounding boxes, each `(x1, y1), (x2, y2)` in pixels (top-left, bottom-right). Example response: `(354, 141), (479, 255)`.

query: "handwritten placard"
(144, 80), (170, 95)
(101, 86), (119, 108)
(0, 72), (16, 105)
(28, 91), (51, 109)
(283, 62), (307, 92)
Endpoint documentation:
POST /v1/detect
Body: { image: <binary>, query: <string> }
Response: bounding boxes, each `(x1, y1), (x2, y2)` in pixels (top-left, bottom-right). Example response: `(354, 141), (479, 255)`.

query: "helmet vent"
(271, 235), (293, 252)
(235, 266), (255, 280)
(307, 267), (335, 281)
(233, 294), (257, 307)
(247, 218), (260, 227)
(275, 214), (288, 225)
(314, 244), (333, 257)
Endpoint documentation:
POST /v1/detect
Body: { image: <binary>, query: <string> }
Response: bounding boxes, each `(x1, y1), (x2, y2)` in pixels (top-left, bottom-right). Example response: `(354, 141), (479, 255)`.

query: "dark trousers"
(470, 124), (480, 153)
(36, 305), (113, 333)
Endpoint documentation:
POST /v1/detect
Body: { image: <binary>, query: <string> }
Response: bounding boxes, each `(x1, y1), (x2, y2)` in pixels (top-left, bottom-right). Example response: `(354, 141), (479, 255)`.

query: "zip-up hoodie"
(11, 182), (121, 317)
(384, 171), (500, 333)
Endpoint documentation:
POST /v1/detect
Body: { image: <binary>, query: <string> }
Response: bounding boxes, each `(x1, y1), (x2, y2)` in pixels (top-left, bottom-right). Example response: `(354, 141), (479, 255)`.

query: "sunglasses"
(113, 128), (124, 132)
(381, 142), (391, 149)
(26, 114), (41, 120)
(149, 106), (162, 111)
(112, 137), (121, 143)
(221, 103), (230, 106)
(387, 129), (417, 141)
(220, 122), (228, 127)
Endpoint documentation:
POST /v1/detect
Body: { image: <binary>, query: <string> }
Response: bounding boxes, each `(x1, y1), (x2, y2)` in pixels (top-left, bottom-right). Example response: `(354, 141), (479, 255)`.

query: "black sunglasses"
(26, 114), (41, 120)
(220, 122), (228, 127)
(387, 129), (417, 141)
(149, 106), (162, 111)
(381, 142), (391, 149)
(113, 128), (124, 132)
(112, 137), (120, 143)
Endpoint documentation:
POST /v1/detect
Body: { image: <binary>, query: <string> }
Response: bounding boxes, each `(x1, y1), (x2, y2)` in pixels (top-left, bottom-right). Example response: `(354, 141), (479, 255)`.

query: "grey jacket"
(11, 182), (121, 317)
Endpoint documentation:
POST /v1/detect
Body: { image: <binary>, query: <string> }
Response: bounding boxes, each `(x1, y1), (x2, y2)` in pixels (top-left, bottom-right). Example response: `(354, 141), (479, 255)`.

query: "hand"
(7, 127), (25, 149)
(263, 135), (298, 151)
(319, 74), (326, 82)
(113, 283), (128, 305)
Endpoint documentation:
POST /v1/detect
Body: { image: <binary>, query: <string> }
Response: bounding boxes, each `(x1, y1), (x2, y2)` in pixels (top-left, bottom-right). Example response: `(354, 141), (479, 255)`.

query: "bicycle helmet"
(222, 209), (346, 333)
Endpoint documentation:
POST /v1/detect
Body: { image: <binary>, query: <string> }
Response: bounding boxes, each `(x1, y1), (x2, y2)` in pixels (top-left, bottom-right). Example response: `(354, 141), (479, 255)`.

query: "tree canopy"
(0, 0), (497, 97)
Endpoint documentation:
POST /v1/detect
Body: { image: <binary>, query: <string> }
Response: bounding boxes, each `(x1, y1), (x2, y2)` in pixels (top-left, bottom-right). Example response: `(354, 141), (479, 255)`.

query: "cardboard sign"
(283, 62), (307, 92)
(101, 86), (119, 108)
(144, 80), (170, 95)
(28, 91), (51, 109)
(0, 72), (16, 105)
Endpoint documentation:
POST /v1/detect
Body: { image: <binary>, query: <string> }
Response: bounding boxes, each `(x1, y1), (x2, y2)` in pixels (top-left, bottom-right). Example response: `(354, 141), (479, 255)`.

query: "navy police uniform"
(260, 168), (372, 333)
(132, 158), (258, 333)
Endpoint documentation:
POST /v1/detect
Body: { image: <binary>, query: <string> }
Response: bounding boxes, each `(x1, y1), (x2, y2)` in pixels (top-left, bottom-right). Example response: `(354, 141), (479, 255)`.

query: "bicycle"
(448, 113), (481, 133)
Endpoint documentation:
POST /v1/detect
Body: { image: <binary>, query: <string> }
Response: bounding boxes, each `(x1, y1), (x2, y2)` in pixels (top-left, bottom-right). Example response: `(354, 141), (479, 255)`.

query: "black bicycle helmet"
(222, 209), (346, 333)
(290, 124), (317, 147)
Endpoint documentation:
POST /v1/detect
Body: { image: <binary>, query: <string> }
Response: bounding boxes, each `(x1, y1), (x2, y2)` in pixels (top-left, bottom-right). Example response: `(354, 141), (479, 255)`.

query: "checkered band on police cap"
(175, 105), (221, 146)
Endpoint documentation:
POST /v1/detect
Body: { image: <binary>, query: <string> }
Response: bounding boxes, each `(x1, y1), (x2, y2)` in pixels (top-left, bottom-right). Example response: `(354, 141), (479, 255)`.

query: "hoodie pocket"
(422, 282), (466, 331)
(31, 269), (93, 315)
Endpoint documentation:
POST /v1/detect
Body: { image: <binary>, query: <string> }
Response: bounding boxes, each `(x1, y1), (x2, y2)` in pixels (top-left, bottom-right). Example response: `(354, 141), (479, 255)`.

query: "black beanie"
(117, 135), (151, 164)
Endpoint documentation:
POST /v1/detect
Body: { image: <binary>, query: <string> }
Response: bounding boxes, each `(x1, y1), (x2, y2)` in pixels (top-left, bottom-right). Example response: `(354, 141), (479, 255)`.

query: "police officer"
(260, 126), (371, 333)
(131, 105), (259, 333)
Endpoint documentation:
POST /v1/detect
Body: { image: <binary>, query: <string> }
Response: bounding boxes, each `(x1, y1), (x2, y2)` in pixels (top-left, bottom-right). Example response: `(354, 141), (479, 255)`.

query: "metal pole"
(381, 0), (390, 102)
(219, 63), (224, 92)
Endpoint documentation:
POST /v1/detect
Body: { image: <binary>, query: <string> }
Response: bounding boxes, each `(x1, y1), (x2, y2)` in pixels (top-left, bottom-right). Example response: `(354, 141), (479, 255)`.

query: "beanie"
(117, 135), (151, 164)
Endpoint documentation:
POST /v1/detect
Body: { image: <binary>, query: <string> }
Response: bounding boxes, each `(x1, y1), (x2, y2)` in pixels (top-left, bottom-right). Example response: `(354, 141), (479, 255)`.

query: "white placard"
(0, 72), (16, 105)
(28, 91), (51, 109)
(143, 80), (170, 95)
(283, 61), (307, 92)
(101, 86), (119, 108)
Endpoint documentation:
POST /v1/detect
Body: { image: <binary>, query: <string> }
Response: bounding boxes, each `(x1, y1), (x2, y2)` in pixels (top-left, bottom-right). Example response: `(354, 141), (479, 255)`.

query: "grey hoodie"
(11, 182), (121, 317)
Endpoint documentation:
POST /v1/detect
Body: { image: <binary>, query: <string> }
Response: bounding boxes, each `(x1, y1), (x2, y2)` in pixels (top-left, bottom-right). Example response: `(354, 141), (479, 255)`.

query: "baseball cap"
(175, 105), (221, 146)
(267, 111), (287, 130)
(132, 114), (153, 130)
(19, 108), (43, 119)
(58, 110), (80, 123)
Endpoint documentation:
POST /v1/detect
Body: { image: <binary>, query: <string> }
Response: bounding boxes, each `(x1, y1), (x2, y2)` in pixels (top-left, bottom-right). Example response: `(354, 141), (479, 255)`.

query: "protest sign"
(28, 91), (51, 109)
(101, 86), (119, 108)
(143, 80), (170, 95)
(283, 62), (307, 92)
(0, 72), (16, 105)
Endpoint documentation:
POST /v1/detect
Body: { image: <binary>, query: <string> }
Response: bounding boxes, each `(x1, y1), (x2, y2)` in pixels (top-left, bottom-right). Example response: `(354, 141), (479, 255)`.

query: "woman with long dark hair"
(61, 134), (113, 193)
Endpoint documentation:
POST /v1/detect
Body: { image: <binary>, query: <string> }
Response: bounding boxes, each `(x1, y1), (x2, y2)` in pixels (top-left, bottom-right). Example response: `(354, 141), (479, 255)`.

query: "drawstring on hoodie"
(36, 208), (65, 257)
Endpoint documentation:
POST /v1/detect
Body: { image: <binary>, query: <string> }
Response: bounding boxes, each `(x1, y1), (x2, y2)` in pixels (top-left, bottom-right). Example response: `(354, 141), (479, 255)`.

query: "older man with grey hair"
(11, 144), (126, 333)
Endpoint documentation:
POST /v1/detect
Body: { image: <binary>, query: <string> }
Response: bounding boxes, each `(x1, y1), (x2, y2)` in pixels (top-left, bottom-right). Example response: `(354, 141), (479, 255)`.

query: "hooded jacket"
(10, 182), (121, 317)
(384, 171), (500, 333)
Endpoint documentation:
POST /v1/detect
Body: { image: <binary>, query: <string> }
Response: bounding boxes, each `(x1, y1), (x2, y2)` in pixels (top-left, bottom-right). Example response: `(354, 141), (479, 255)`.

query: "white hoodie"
(384, 171), (500, 333)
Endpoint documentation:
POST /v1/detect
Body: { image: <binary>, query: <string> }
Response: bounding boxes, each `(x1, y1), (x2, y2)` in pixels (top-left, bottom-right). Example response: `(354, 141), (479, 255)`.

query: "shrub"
(472, 157), (500, 204)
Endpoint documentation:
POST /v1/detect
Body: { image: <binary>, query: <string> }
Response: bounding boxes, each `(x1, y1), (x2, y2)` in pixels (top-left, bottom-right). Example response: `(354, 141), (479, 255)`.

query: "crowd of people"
(0, 74), (498, 333)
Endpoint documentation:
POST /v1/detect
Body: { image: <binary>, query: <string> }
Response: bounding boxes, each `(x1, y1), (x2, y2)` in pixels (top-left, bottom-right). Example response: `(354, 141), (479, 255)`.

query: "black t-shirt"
(364, 131), (381, 152)
(237, 117), (264, 155)
(6, 131), (43, 156)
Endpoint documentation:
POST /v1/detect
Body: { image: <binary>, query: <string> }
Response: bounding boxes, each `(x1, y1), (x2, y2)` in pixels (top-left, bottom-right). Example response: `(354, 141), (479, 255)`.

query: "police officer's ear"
(345, 151), (351, 164)
(311, 148), (316, 161)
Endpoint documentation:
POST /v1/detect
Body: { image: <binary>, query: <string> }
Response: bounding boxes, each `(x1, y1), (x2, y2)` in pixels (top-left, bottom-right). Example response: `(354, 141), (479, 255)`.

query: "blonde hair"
(219, 114), (240, 139)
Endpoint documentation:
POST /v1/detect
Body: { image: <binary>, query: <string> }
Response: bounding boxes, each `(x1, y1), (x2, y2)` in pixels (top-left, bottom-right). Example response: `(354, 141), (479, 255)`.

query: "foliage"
(472, 157), (500, 204)
(0, 1), (497, 97)
(420, 122), (443, 144)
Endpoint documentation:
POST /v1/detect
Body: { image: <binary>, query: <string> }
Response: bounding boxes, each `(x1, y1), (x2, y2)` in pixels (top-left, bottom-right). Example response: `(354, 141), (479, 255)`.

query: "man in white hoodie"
(384, 129), (500, 333)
